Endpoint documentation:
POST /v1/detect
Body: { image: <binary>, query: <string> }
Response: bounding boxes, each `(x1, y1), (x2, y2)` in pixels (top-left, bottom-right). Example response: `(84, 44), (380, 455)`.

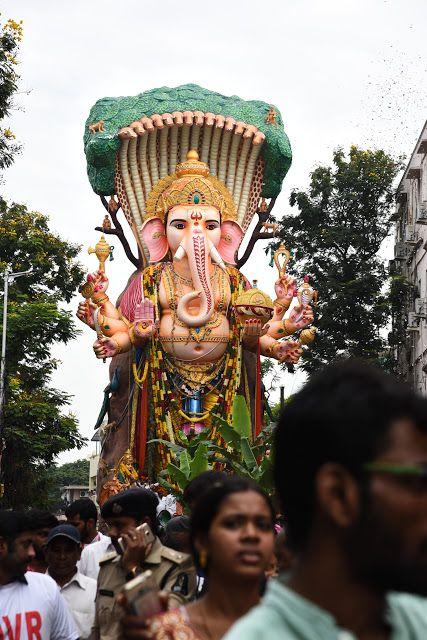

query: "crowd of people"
(2, 360), (427, 639)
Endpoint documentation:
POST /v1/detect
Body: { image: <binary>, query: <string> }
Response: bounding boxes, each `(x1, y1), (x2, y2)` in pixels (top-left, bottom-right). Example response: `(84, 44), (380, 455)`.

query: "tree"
(0, 200), (86, 508)
(272, 146), (403, 373)
(0, 15), (23, 173)
(46, 459), (90, 511)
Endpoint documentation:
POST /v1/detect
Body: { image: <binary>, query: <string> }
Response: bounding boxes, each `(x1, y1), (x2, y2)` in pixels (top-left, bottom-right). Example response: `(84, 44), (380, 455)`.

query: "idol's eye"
(206, 221), (219, 231)
(171, 221), (186, 230)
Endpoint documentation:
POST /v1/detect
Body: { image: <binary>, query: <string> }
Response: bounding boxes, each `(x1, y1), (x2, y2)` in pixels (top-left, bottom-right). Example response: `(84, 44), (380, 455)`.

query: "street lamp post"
(0, 267), (32, 496)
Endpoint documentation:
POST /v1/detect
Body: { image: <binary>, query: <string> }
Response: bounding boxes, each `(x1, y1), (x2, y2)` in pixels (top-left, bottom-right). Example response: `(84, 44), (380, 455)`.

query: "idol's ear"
(217, 221), (243, 265)
(140, 217), (168, 263)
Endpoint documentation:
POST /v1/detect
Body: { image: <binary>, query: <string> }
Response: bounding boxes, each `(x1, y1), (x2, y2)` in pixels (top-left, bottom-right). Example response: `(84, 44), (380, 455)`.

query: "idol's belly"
(159, 313), (230, 363)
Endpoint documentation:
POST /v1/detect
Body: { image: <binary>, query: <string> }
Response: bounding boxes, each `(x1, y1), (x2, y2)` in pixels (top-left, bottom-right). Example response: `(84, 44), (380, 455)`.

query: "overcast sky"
(3, 0), (427, 464)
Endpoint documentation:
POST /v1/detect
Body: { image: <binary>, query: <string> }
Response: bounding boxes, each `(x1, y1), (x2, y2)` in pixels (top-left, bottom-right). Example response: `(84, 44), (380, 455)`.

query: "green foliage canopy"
(46, 459), (90, 510)
(0, 16), (23, 173)
(0, 200), (86, 508)
(272, 146), (403, 372)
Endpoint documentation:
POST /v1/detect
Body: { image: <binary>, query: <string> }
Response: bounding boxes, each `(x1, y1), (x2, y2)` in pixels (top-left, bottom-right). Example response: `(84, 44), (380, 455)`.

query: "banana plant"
(150, 395), (276, 498)
(149, 432), (213, 498)
(210, 396), (275, 494)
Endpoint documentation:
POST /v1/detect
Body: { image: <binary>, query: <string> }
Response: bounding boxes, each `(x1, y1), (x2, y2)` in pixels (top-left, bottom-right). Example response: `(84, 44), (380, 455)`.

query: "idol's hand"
(274, 340), (303, 364)
(93, 337), (118, 359)
(133, 300), (158, 340)
(287, 303), (314, 332)
(274, 274), (297, 303)
(243, 318), (270, 338)
(88, 269), (109, 294)
(76, 300), (96, 329)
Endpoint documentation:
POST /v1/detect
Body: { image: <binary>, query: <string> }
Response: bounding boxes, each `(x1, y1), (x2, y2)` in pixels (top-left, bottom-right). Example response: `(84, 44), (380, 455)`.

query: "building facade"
(60, 485), (90, 505)
(392, 121), (427, 391)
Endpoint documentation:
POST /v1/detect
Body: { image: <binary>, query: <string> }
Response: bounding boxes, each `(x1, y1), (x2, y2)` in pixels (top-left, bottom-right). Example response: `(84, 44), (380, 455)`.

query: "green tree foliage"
(0, 16), (23, 172)
(0, 200), (86, 508)
(46, 459), (90, 510)
(51, 458), (89, 488)
(273, 146), (403, 372)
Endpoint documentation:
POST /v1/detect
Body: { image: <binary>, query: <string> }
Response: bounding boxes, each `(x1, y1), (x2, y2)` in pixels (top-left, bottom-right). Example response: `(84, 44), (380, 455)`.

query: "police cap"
(101, 487), (159, 521)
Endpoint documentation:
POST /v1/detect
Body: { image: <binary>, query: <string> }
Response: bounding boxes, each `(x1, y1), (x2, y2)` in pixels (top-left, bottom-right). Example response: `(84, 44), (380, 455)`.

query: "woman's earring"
(199, 549), (208, 569)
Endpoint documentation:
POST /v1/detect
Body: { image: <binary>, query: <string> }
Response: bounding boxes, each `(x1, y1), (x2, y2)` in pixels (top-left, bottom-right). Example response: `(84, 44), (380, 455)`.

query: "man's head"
(0, 511), (35, 580)
(163, 516), (191, 553)
(45, 525), (81, 581)
(65, 498), (98, 544)
(275, 359), (427, 594)
(100, 487), (159, 550)
(26, 509), (58, 562)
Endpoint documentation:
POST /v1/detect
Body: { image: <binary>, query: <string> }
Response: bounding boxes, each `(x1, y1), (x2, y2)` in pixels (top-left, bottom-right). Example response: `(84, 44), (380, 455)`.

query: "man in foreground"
(0, 511), (77, 640)
(46, 524), (96, 639)
(93, 487), (197, 640)
(225, 360), (427, 640)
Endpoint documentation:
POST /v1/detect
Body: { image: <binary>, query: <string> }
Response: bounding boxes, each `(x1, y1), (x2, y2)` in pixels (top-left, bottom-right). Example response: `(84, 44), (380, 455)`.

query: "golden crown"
(144, 150), (238, 222)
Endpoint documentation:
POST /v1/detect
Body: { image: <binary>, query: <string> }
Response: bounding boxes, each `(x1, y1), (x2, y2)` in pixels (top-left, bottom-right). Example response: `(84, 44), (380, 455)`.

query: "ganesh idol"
(78, 85), (315, 497)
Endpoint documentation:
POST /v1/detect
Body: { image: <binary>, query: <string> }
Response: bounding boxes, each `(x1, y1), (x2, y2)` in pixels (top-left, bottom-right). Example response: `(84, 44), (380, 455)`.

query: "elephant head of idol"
(141, 150), (243, 327)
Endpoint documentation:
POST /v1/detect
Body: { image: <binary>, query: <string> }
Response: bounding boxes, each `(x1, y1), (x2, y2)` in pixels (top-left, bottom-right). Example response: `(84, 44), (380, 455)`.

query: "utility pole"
(280, 386), (285, 411)
(0, 267), (32, 498)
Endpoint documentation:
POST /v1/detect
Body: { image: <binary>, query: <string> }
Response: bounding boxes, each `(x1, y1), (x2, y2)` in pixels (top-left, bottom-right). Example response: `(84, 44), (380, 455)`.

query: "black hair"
(0, 511), (32, 544)
(26, 509), (58, 531)
(183, 470), (228, 508)
(65, 498), (98, 524)
(274, 359), (427, 551)
(189, 475), (274, 570)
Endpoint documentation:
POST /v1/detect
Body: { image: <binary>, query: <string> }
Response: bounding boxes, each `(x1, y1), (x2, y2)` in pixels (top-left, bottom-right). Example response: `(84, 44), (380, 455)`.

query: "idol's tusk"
(174, 245), (186, 261)
(209, 242), (227, 270)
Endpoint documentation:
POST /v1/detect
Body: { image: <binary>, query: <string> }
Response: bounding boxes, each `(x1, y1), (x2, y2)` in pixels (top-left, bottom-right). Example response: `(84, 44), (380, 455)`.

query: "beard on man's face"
(344, 500), (427, 596)
(3, 548), (29, 578)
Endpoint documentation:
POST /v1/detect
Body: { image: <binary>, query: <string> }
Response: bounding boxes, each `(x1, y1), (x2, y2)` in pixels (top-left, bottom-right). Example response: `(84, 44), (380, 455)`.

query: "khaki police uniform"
(92, 537), (197, 640)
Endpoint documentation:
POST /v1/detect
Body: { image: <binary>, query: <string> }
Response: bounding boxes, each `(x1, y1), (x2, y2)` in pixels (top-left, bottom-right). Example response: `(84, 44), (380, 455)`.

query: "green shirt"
(224, 579), (427, 640)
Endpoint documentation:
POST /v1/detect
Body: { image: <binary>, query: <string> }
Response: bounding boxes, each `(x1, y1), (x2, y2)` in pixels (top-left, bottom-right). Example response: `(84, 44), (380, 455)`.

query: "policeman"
(92, 487), (196, 640)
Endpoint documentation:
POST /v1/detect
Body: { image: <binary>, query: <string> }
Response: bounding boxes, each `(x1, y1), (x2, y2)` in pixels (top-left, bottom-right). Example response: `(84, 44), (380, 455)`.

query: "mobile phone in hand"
(117, 522), (156, 554)
(122, 570), (163, 618)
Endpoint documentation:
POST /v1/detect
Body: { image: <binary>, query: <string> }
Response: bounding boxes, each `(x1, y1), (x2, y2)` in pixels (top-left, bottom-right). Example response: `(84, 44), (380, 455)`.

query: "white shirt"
(50, 570), (97, 640)
(0, 572), (78, 640)
(85, 531), (110, 548)
(79, 536), (112, 580)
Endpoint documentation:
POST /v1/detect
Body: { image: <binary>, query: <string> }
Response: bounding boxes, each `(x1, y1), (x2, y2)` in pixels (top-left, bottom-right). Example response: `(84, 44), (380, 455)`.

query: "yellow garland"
(132, 360), (149, 385)
(178, 409), (210, 423)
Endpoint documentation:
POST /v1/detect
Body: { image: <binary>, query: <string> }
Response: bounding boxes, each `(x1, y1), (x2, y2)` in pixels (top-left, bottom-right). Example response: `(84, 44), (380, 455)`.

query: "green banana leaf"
(213, 419), (241, 449)
(232, 395), (251, 439)
(240, 437), (258, 472)
(166, 463), (188, 489)
(148, 439), (185, 455)
(179, 450), (191, 478)
(189, 443), (209, 480)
